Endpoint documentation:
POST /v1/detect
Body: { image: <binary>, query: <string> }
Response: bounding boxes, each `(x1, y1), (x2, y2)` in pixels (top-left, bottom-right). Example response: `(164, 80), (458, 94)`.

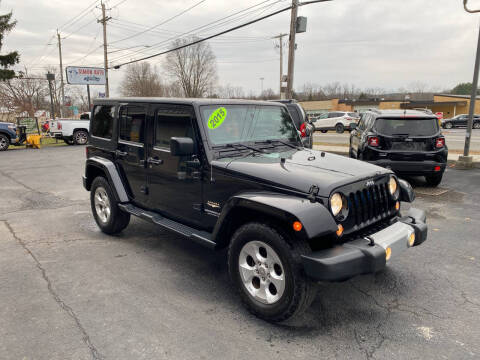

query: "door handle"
(115, 150), (127, 157)
(147, 157), (163, 166)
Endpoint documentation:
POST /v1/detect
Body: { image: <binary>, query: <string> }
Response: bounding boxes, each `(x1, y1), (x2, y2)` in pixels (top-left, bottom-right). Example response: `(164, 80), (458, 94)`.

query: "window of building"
(91, 105), (114, 139)
(119, 105), (146, 143)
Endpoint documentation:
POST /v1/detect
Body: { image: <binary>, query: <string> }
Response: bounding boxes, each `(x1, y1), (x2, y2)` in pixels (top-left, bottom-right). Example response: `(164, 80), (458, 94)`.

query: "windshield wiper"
(213, 143), (265, 153)
(255, 139), (302, 150)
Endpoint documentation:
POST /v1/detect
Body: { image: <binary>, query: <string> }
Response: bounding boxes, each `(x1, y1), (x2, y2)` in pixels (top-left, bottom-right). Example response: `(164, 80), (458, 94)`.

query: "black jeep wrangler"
(349, 109), (448, 186)
(83, 98), (427, 322)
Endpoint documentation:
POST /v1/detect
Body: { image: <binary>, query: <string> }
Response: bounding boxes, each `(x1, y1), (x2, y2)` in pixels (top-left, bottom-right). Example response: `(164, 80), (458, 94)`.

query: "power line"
(108, 0), (279, 64)
(111, 0), (331, 69)
(112, 4), (293, 68)
(110, 0), (207, 45)
(58, 0), (99, 32)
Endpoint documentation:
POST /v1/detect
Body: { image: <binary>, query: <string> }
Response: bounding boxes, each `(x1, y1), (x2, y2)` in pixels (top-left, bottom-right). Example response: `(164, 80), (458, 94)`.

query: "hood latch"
(307, 185), (319, 203)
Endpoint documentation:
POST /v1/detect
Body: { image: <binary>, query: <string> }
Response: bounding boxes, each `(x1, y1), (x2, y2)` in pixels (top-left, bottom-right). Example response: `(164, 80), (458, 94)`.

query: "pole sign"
(65, 66), (106, 85)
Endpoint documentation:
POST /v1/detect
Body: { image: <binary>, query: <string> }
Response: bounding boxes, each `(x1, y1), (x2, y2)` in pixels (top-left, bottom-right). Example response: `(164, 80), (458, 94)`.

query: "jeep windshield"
(200, 105), (300, 146)
(374, 118), (439, 136)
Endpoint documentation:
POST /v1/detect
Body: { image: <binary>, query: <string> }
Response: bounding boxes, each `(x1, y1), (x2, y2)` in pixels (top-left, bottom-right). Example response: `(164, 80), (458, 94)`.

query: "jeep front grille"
(339, 179), (396, 235)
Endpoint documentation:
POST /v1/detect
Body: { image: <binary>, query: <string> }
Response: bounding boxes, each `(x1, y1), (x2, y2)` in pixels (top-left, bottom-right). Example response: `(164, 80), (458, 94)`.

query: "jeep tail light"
(300, 122), (306, 138)
(368, 136), (379, 147)
(435, 138), (445, 148)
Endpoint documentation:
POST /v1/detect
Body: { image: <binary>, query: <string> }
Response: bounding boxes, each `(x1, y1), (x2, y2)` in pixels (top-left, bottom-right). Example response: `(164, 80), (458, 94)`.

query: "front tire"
(90, 177), (130, 234)
(444, 122), (453, 129)
(473, 122), (480, 129)
(228, 222), (317, 322)
(0, 134), (10, 151)
(335, 123), (345, 133)
(320, 130), (328, 133)
(425, 173), (443, 187)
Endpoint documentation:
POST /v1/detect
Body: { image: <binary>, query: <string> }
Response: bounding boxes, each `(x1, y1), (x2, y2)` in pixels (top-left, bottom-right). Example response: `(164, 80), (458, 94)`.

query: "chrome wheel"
(238, 240), (285, 305)
(75, 131), (88, 145)
(445, 122), (452, 129)
(94, 187), (111, 223)
(474, 122), (480, 129)
(0, 135), (9, 151)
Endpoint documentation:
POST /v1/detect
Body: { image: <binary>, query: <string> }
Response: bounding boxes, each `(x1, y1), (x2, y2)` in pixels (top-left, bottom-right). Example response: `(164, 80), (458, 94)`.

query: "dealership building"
(300, 94), (480, 118)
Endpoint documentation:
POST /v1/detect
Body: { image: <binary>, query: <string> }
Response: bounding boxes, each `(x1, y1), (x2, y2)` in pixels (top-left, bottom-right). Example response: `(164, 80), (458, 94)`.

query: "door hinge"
(140, 185), (149, 195)
(307, 185), (319, 203)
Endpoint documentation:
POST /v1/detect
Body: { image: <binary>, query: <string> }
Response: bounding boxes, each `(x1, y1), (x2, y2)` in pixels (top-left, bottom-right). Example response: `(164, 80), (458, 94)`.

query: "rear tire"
(444, 122), (453, 129)
(335, 123), (345, 133)
(74, 130), (89, 145)
(320, 130), (328, 133)
(90, 176), (130, 234)
(64, 138), (75, 145)
(0, 134), (10, 151)
(473, 122), (480, 129)
(228, 222), (317, 322)
(425, 173), (443, 187)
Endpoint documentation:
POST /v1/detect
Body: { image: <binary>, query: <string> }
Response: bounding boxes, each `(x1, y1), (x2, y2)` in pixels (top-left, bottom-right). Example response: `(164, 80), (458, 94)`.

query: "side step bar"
(118, 203), (216, 249)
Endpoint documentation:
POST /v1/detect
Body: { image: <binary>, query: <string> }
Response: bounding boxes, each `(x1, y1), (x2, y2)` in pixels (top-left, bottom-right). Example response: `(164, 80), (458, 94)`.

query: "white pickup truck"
(48, 112), (90, 145)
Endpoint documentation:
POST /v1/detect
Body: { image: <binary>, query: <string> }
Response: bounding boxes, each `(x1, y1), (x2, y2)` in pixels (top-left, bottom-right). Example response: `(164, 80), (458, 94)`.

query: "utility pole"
(286, 0), (299, 99)
(46, 73), (56, 120)
(98, 1), (111, 97)
(272, 33), (288, 98)
(57, 30), (65, 117)
(459, 0), (480, 169)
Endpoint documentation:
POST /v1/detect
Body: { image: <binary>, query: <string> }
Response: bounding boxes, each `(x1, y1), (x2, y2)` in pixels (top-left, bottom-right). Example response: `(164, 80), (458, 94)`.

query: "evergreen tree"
(0, 9), (19, 80)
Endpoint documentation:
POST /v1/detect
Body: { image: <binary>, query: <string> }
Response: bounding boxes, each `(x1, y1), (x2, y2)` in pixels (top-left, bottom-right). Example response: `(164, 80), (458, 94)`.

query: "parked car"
(441, 114), (480, 129)
(83, 97), (428, 322)
(349, 109), (447, 186)
(269, 99), (314, 148)
(52, 118), (90, 145)
(313, 111), (360, 133)
(0, 121), (20, 151)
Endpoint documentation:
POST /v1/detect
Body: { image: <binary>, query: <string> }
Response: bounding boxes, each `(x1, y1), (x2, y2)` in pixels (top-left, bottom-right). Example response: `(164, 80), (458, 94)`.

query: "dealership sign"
(66, 66), (106, 85)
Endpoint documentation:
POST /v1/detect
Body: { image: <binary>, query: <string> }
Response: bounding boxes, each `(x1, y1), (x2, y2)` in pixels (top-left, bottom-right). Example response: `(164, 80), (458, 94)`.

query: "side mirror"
(350, 123), (357, 130)
(170, 137), (194, 156)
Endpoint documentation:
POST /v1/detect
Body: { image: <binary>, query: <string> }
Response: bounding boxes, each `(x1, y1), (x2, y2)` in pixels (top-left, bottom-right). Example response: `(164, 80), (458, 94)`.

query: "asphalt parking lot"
(1, 146), (479, 360)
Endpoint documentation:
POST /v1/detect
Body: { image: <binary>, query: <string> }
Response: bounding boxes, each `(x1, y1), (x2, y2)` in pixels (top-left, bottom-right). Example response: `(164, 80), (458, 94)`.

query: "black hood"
(212, 149), (391, 197)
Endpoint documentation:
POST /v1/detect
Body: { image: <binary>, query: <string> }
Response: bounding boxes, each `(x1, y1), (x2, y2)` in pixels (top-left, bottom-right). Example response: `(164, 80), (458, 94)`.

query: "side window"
(118, 105), (146, 144)
(155, 107), (194, 150)
(358, 114), (368, 130)
(287, 105), (301, 129)
(328, 112), (337, 118)
(91, 105), (114, 139)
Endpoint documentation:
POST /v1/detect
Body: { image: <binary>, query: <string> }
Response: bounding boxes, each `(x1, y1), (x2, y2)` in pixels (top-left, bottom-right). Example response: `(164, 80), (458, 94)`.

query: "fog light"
(395, 201), (400, 211)
(408, 233), (415, 247)
(336, 224), (344, 237)
(385, 247), (392, 261)
(293, 221), (302, 232)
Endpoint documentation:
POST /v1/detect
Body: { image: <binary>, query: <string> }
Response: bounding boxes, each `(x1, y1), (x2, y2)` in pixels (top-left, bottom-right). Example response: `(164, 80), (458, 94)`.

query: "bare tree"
(0, 67), (48, 116)
(120, 62), (164, 97)
(215, 84), (245, 98)
(163, 37), (217, 98)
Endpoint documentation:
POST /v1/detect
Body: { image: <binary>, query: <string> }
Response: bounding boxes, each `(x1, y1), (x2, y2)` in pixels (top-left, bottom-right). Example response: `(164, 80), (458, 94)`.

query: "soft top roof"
(93, 97), (283, 107)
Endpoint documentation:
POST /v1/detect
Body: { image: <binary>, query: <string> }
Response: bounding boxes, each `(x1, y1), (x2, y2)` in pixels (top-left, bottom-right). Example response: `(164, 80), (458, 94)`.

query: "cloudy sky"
(2, 0), (480, 97)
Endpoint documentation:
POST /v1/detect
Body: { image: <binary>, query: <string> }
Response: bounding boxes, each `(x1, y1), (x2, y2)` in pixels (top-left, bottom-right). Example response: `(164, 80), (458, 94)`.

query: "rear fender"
(212, 192), (338, 244)
(85, 157), (128, 202)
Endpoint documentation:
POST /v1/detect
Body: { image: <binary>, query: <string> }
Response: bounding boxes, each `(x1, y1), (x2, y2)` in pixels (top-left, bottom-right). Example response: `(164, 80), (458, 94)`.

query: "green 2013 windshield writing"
(208, 107), (227, 129)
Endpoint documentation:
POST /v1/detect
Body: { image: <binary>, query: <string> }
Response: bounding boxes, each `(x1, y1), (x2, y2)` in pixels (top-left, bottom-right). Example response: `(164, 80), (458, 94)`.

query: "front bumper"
(301, 207), (427, 282)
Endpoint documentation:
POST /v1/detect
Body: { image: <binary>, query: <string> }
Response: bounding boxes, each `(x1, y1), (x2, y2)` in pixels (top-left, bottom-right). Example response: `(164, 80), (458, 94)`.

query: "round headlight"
(389, 176), (398, 198)
(330, 193), (343, 217)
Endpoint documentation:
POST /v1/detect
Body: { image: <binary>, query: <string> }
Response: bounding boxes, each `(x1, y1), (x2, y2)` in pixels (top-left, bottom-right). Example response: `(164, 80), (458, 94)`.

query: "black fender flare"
(212, 192), (338, 244)
(398, 178), (415, 203)
(84, 157), (129, 202)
